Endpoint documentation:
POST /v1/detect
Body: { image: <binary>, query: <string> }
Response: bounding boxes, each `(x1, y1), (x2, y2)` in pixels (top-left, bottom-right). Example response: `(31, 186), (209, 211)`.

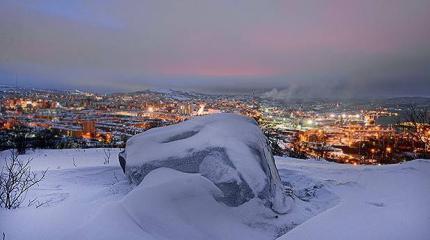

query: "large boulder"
(119, 113), (292, 214)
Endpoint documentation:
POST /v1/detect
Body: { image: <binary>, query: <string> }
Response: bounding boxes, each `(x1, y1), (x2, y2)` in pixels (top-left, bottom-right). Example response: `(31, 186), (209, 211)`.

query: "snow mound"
(120, 113), (292, 213)
(71, 168), (283, 240)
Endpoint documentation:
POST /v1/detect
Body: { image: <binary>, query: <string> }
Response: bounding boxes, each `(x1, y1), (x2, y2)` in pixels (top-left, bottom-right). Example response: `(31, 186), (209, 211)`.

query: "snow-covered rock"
(120, 113), (292, 213)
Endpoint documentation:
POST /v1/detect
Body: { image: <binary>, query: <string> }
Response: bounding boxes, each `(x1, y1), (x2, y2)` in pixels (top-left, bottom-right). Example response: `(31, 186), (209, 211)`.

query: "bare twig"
(0, 150), (47, 209)
(35, 199), (52, 208)
(27, 197), (52, 208)
(27, 197), (37, 207)
(72, 157), (77, 167)
(103, 148), (111, 165)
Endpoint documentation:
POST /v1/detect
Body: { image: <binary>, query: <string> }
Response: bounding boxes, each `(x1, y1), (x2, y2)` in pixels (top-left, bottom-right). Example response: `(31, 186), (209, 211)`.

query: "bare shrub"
(404, 105), (430, 155)
(103, 148), (111, 165)
(72, 157), (77, 167)
(406, 105), (430, 126)
(0, 150), (47, 209)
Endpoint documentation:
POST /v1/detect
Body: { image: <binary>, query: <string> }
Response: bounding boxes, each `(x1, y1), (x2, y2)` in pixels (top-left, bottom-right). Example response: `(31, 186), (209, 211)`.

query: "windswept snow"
(121, 113), (292, 213)
(276, 157), (430, 240)
(0, 149), (429, 240)
(70, 168), (271, 240)
(0, 149), (131, 240)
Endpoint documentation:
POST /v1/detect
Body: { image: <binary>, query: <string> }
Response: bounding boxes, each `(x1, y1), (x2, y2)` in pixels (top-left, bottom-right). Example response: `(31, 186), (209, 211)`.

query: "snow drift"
(3, 149), (429, 240)
(119, 113), (292, 214)
(72, 168), (276, 240)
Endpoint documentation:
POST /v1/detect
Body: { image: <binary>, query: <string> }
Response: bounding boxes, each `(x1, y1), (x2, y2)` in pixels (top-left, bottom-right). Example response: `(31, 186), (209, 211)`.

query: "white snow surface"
(0, 149), (429, 240)
(122, 113), (291, 213)
(276, 157), (430, 240)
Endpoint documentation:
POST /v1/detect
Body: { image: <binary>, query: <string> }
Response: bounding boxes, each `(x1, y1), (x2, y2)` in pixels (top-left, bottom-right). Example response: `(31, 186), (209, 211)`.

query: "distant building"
(81, 120), (96, 138)
(179, 104), (193, 115)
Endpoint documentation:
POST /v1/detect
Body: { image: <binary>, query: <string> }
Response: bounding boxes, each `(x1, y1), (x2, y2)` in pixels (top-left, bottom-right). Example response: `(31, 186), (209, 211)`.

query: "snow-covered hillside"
(276, 157), (430, 240)
(1, 148), (429, 240)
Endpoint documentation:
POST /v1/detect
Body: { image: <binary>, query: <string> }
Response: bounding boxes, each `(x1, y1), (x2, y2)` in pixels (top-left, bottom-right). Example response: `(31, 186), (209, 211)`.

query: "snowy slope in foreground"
(1, 149), (429, 240)
(276, 157), (430, 240)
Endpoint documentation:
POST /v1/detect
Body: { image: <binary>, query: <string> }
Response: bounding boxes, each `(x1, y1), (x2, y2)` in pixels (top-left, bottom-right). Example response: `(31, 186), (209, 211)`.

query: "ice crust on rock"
(120, 113), (292, 213)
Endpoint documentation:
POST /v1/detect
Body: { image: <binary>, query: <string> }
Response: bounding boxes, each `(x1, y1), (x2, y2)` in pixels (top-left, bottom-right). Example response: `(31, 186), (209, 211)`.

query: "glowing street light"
(386, 147), (392, 153)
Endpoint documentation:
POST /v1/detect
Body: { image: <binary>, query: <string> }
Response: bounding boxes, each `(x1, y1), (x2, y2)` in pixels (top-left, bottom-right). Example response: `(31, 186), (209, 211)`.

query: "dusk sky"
(1, 0), (429, 97)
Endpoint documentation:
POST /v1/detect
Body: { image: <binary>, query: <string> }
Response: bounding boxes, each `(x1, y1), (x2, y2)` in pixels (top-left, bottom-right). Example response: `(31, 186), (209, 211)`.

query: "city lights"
(1, 88), (429, 165)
